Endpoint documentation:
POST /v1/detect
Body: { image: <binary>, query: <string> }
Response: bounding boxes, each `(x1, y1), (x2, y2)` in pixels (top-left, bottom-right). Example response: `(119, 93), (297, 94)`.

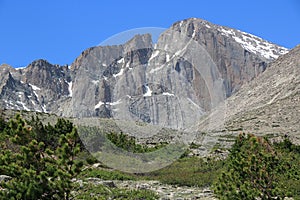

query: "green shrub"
(79, 168), (136, 181)
(143, 156), (225, 187)
(213, 133), (294, 199)
(0, 114), (83, 200)
(275, 137), (300, 199)
(107, 132), (166, 153)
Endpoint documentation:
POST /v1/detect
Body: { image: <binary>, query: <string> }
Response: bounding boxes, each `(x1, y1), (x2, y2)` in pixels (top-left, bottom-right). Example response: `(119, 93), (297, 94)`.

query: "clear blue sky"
(0, 0), (299, 67)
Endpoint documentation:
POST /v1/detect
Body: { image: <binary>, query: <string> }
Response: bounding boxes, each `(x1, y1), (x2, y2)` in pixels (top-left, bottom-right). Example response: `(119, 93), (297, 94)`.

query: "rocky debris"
(115, 180), (217, 199)
(80, 178), (217, 200)
(188, 147), (229, 161)
(85, 177), (116, 188)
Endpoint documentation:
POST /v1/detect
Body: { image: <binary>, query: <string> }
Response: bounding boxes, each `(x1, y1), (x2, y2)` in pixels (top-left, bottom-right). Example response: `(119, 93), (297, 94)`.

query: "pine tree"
(213, 133), (286, 200)
(0, 114), (83, 200)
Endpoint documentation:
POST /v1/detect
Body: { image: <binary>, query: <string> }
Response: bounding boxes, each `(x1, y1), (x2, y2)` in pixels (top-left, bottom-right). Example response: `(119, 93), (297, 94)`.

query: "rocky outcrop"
(0, 60), (71, 113)
(70, 34), (154, 119)
(0, 18), (288, 131)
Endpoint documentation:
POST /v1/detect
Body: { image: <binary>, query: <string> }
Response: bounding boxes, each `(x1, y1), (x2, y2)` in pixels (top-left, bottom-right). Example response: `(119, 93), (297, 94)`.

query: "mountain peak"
(173, 18), (288, 61)
(0, 18), (296, 133)
(217, 26), (288, 60)
(123, 33), (153, 52)
(0, 63), (16, 73)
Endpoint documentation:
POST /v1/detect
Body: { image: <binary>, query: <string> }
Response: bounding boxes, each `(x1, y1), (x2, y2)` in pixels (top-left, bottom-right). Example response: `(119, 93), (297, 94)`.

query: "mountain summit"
(0, 18), (289, 131)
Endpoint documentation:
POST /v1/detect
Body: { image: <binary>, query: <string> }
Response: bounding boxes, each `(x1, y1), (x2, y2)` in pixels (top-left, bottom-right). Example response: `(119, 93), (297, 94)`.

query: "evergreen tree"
(0, 114), (83, 200)
(27, 116), (77, 150)
(213, 133), (286, 200)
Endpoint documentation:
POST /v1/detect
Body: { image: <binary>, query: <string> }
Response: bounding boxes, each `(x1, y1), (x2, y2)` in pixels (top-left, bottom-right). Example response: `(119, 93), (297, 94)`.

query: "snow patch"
(173, 37), (192, 57)
(42, 105), (47, 113)
(117, 57), (125, 64)
(95, 101), (104, 109)
(15, 66), (26, 70)
(109, 99), (122, 106)
(219, 28), (235, 37)
(91, 80), (99, 85)
(166, 54), (170, 62)
(17, 101), (30, 111)
(192, 29), (196, 38)
(17, 92), (23, 99)
(68, 81), (73, 97)
(29, 84), (41, 91)
(179, 21), (183, 27)
(143, 86), (152, 97)
(162, 92), (174, 96)
(94, 99), (122, 109)
(33, 90), (39, 101)
(218, 27), (288, 60)
(149, 50), (160, 62)
(113, 68), (124, 78)
(31, 100), (36, 105)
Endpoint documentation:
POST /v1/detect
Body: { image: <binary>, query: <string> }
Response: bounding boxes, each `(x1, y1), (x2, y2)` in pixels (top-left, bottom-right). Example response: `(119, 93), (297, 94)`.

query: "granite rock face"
(224, 44), (300, 143)
(197, 44), (300, 147)
(0, 60), (71, 114)
(0, 18), (288, 131)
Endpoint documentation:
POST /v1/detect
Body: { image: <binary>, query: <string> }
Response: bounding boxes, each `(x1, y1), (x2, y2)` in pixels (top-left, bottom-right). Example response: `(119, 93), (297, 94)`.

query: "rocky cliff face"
(0, 18), (288, 131)
(224, 44), (300, 143)
(0, 60), (71, 113)
(196, 44), (300, 148)
(158, 18), (283, 97)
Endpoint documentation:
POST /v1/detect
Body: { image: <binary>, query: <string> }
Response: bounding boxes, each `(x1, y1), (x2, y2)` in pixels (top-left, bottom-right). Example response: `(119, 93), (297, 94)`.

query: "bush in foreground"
(0, 114), (83, 200)
(213, 133), (299, 199)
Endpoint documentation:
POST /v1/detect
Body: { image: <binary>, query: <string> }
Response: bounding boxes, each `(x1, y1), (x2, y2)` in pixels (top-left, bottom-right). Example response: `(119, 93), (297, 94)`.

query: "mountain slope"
(225, 44), (300, 142)
(198, 44), (299, 146)
(0, 18), (289, 131)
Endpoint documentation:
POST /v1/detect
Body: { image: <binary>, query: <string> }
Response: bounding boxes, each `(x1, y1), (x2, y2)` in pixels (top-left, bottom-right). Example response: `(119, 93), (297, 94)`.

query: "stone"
(86, 177), (102, 184)
(137, 183), (150, 190)
(101, 180), (116, 188)
(112, 180), (217, 199)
